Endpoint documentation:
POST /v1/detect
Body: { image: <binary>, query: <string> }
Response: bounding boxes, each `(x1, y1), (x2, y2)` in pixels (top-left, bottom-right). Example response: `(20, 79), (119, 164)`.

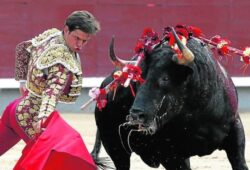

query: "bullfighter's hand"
(19, 82), (27, 96)
(32, 118), (47, 134)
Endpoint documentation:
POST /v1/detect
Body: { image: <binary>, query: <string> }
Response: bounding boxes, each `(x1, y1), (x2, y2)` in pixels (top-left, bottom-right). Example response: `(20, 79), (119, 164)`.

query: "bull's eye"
(159, 76), (169, 87)
(162, 77), (169, 82)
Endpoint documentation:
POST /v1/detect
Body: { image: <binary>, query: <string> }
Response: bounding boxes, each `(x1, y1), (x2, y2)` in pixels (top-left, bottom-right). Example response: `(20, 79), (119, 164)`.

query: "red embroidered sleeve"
(15, 41), (32, 81)
(38, 64), (71, 118)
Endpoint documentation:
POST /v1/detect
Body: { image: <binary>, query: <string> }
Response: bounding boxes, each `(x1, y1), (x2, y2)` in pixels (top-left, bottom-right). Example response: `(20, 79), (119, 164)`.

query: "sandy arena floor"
(0, 113), (249, 170)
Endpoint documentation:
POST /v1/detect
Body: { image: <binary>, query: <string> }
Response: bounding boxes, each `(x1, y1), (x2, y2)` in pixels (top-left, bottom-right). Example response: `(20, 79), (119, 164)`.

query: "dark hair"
(65, 10), (100, 34)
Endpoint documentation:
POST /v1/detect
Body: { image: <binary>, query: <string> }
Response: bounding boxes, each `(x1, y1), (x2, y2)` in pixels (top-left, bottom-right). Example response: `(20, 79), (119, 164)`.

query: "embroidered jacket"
(15, 28), (83, 137)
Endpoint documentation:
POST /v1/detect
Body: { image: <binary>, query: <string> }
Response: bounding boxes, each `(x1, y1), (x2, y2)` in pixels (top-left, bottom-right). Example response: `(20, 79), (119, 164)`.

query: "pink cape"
(13, 111), (96, 170)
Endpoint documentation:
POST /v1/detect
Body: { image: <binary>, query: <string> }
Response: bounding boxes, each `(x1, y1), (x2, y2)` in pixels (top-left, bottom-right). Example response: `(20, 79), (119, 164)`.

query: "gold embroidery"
(36, 45), (80, 74)
(23, 113), (30, 119)
(56, 85), (63, 89)
(33, 105), (39, 111)
(52, 78), (57, 83)
(61, 74), (67, 79)
(32, 28), (60, 46)
(15, 41), (32, 81)
(56, 72), (62, 77)
(34, 116), (38, 122)
(17, 114), (24, 120)
(40, 82), (46, 88)
(24, 100), (30, 106)
(48, 100), (56, 106)
(29, 108), (36, 114)
(27, 128), (35, 136)
(20, 121), (27, 127)
(59, 79), (64, 84)
(50, 84), (56, 88)
(17, 106), (23, 112)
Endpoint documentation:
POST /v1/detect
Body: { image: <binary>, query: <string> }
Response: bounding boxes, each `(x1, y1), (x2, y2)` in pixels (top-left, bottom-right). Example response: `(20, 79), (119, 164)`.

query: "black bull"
(91, 36), (248, 170)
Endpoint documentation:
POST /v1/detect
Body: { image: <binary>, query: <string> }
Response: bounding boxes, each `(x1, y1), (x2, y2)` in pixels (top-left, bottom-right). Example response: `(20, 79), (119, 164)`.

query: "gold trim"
(31, 28), (61, 47)
(36, 44), (80, 74)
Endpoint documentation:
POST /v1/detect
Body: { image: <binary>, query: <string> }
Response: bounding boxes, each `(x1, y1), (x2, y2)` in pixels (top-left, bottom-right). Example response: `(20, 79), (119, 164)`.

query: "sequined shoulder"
(31, 28), (61, 47)
(36, 44), (81, 74)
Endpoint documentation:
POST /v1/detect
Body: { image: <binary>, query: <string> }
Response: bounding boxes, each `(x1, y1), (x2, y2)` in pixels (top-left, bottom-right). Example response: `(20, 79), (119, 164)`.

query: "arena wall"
(1, 0), (250, 77)
(0, 1), (250, 113)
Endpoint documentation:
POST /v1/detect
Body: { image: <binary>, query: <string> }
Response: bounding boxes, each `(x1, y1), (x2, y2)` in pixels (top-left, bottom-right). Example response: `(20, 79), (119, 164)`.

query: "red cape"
(14, 111), (96, 170)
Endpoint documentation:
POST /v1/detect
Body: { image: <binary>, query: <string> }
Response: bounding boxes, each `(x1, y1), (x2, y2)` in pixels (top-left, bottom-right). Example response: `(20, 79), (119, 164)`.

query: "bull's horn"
(171, 27), (194, 64)
(109, 36), (136, 67)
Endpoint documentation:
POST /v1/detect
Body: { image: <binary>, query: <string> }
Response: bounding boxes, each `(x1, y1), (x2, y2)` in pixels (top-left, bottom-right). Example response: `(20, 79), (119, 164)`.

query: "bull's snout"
(128, 108), (158, 135)
(129, 108), (145, 123)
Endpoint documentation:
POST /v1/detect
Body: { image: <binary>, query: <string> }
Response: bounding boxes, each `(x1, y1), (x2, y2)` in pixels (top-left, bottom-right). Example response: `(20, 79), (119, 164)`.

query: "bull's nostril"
(148, 127), (155, 135)
(129, 108), (145, 122)
(126, 115), (134, 121)
(130, 112), (140, 121)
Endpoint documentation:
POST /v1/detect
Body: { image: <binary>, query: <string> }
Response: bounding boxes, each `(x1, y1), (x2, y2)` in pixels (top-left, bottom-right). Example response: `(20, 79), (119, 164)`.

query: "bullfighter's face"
(63, 26), (91, 52)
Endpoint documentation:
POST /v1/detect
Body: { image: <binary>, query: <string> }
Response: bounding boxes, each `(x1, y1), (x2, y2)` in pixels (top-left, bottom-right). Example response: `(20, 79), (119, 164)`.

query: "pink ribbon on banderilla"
(81, 54), (145, 111)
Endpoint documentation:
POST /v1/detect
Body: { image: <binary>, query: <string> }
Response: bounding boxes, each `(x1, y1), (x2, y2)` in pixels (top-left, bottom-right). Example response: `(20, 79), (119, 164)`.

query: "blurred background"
(0, 0), (250, 113)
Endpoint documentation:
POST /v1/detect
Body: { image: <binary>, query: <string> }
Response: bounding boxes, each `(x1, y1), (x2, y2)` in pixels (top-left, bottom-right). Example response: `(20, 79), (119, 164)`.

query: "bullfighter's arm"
(15, 41), (32, 95)
(38, 63), (71, 119)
